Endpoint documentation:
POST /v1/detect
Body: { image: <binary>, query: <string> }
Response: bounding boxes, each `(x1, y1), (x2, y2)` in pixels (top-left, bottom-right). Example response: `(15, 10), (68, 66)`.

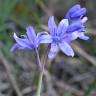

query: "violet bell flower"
(48, 16), (79, 59)
(10, 26), (51, 52)
(67, 17), (89, 40)
(65, 4), (87, 22)
(65, 4), (89, 40)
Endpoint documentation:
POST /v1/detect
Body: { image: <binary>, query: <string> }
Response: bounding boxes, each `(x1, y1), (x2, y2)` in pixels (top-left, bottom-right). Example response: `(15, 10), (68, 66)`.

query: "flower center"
(53, 36), (61, 42)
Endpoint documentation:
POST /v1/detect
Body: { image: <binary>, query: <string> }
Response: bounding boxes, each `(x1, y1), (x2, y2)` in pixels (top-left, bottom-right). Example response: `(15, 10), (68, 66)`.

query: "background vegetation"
(0, 0), (96, 96)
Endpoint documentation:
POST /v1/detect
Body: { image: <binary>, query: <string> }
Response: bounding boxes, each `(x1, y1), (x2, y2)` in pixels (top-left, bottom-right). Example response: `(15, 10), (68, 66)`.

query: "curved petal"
(67, 21), (83, 32)
(57, 19), (69, 35)
(59, 42), (74, 57)
(10, 43), (24, 52)
(71, 8), (86, 18)
(39, 34), (52, 43)
(48, 43), (59, 59)
(65, 4), (81, 19)
(78, 32), (89, 40)
(48, 16), (57, 36)
(62, 31), (79, 42)
(37, 31), (49, 37)
(26, 26), (36, 43)
(14, 33), (32, 49)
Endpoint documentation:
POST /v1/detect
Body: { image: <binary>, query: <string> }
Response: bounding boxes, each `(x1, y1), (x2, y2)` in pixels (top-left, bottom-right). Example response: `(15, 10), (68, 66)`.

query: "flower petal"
(57, 19), (69, 35)
(67, 21), (83, 32)
(26, 26), (36, 43)
(59, 42), (74, 57)
(10, 43), (24, 52)
(78, 32), (89, 40)
(48, 43), (59, 59)
(71, 8), (86, 18)
(14, 33), (32, 49)
(62, 31), (79, 42)
(48, 16), (57, 36)
(65, 4), (81, 19)
(37, 31), (49, 37)
(39, 34), (52, 43)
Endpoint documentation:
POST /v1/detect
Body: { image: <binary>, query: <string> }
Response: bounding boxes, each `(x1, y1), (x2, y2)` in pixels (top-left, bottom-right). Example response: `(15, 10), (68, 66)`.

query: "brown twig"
(69, 72), (92, 83)
(0, 50), (23, 96)
(36, 0), (53, 17)
(44, 70), (59, 96)
(54, 79), (83, 96)
(71, 42), (96, 66)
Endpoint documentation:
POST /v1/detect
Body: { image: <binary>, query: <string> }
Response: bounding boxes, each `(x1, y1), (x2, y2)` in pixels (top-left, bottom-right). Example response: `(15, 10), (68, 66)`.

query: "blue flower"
(64, 4), (89, 40)
(65, 4), (86, 21)
(67, 17), (89, 40)
(10, 26), (51, 52)
(48, 16), (79, 59)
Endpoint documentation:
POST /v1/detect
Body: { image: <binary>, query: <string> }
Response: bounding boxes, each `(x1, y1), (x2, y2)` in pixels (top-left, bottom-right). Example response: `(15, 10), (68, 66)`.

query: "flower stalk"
(35, 48), (42, 70)
(35, 48), (44, 96)
(36, 67), (44, 96)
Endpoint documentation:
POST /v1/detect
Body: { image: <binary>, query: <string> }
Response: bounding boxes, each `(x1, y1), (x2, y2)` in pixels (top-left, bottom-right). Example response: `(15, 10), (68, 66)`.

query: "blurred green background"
(0, 0), (96, 96)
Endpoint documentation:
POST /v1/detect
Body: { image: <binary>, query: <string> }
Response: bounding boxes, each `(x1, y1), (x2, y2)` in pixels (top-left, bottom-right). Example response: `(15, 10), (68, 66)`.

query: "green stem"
(35, 48), (44, 96)
(36, 68), (44, 96)
(35, 48), (42, 70)
(35, 45), (48, 96)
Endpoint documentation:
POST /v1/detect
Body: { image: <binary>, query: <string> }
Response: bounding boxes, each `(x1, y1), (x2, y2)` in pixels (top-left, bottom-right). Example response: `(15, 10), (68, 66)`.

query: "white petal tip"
(82, 17), (88, 23)
(13, 33), (18, 38)
(67, 53), (74, 57)
(79, 35), (89, 40)
(60, 19), (69, 26)
(48, 53), (55, 59)
(71, 54), (74, 57)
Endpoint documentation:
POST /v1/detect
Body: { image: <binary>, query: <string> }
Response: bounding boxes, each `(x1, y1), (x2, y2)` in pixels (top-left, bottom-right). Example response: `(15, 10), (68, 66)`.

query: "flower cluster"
(11, 4), (89, 59)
